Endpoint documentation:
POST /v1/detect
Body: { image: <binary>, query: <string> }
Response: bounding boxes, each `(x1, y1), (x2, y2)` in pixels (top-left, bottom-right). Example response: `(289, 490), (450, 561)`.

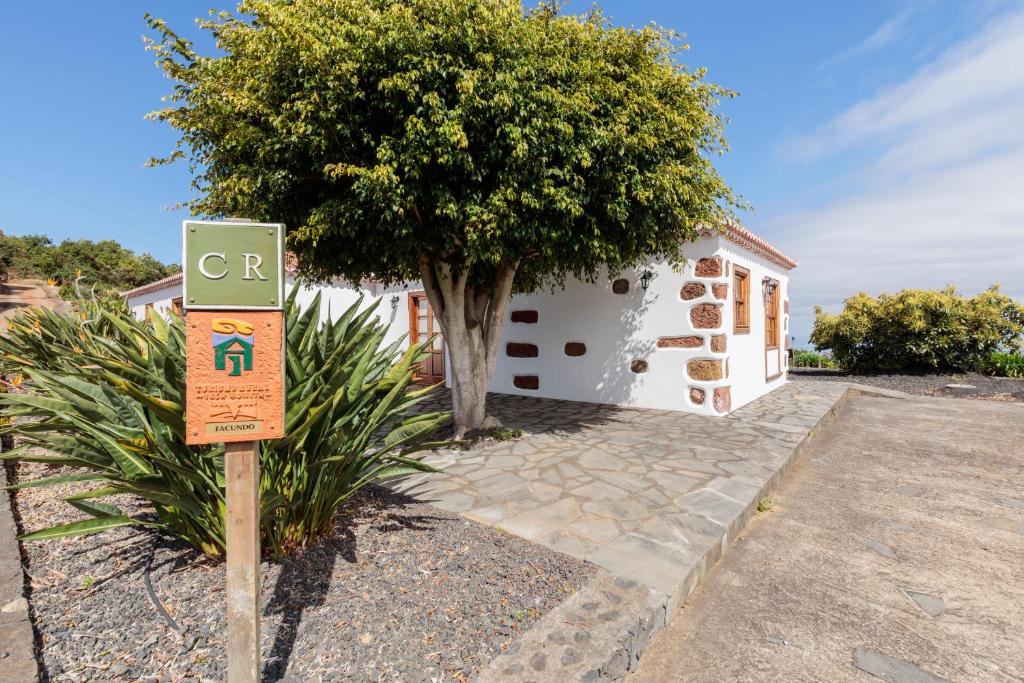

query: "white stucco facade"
(125, 224), (793, 416)
(489, 231), (791, 415)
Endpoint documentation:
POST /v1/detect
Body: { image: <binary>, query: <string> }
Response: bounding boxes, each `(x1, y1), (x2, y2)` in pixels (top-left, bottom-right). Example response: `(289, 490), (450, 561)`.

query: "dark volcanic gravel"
(11, 463), (594, 682)
(790, 368), (1024, 402)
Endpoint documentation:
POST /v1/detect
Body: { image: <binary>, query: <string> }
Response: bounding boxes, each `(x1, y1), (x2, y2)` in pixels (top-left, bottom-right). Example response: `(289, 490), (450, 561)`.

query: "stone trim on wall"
(689, 387), (705, 405)
(694, 257), (722, 277)
(510, 310), (538, 324)
(513, 375), (539, 390)
(630, 359), (649, 373)
(690, 304), (722, 330)
(506, 342), (539, 358)
(713, 386), (732, 413)
(564, 342), (586, 357)
(687, 358), (724, 381)
(611, 279), (630, 294)
(680, 282), (706, 300)
(657, 336), (704, 349)
(710, 335), (726, 353)
(712, 283), (728, 300)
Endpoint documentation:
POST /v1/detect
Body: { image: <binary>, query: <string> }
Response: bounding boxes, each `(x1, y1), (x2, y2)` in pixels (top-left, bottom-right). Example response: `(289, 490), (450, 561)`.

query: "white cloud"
(769, 9), (1024, 344)
(793, 10), (1024, 162)
(817, 11), (910, 72)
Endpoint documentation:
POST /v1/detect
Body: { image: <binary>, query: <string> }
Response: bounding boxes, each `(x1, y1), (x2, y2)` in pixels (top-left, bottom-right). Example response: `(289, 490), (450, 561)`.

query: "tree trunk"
(418, 258), (518, 438)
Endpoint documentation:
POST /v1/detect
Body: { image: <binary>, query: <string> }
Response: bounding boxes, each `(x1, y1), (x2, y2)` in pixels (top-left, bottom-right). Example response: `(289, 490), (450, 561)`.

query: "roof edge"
(702, 222), (798, 271)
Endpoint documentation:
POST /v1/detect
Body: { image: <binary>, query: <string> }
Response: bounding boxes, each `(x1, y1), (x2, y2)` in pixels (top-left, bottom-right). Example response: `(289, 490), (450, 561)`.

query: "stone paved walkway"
(393, 381), (849, 608)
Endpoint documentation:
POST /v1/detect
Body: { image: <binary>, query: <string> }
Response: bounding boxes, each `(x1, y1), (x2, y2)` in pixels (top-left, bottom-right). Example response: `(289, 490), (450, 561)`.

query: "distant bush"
(810, 286), (1024, 373)
(981, 351), (1024, 378)
(793, 349), (835, 368)
(0, 230), (178, 295)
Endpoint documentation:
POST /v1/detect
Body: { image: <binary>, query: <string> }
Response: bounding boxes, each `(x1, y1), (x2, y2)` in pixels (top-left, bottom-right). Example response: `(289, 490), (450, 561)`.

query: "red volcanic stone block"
(513, 375), (539, 390)
(713, 386), (732, 413)
(690, 303), (722, 329)
(784, 300), (790, 313)
(510, 310), (538, 324)
(506, 342), (539, 358)
(712, 283), (728, 299)
(710, 335), (727, 353)
(657, 335), (704, 349)
(630, 359), (649, 373)
(687, 358), (723, 381)
(680, 282), (706, 300)
(689, 387), (705, 405)
(564, 342), (586, 357)
(694, 257), (722, 277)
(611, 278), (630, 294)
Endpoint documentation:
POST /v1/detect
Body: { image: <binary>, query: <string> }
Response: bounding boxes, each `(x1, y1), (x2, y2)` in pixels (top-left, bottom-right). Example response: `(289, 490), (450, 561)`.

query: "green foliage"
(0, 288), (447, 559)
(980, 351), (1024, 378)
(146, 0), (737, 293)
(793, 349), (835, 369)
(810, 287), (1024, 373)
(489, 426), (522, 441)
(0, 230), (178, 295)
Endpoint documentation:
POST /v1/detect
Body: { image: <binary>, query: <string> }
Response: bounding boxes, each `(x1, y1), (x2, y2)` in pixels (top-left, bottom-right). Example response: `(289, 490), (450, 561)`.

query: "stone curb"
(0, 463), (38, 682)
(476, 387), (855, 682)
(475, 571), (666, 682)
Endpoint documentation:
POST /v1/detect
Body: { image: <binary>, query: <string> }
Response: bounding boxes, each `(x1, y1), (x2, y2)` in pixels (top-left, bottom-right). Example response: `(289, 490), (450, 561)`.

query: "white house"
(124, 223), (794, 416)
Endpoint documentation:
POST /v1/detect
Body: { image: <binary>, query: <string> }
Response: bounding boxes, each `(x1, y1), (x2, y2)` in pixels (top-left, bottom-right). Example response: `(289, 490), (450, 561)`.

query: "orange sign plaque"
(185, 310), (285, 445)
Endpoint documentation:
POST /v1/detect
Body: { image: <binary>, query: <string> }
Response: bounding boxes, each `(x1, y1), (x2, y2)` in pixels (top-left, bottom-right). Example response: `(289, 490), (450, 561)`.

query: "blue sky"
(2, 1), (1022, 343)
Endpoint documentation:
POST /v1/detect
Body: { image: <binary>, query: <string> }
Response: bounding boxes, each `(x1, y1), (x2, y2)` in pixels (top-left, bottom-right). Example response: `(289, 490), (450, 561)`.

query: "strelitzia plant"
(0, 287), (448, 559)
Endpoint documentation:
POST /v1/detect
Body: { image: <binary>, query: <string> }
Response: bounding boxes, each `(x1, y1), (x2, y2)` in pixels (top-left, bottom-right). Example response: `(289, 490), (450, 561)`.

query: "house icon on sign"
(214, 337), (254, 377)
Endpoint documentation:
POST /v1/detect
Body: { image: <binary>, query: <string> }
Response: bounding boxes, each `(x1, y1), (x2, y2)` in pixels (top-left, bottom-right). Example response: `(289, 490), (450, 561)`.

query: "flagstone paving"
(392, 381), (850, 606)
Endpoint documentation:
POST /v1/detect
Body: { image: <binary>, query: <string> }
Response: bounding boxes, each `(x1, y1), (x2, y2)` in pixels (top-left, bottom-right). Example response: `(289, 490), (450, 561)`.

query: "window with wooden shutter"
(733, 267), (750, 333)
(764, 278), (780, 349)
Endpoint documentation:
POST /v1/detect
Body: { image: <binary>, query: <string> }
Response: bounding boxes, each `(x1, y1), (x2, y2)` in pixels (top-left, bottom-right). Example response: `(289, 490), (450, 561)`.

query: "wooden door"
(409, 292), (445, 384)
(764, 278), (782, 380)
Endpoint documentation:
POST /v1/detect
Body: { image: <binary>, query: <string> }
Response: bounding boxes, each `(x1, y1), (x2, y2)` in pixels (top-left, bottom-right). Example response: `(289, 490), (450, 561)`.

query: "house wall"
(717, 241), (790, 411)
(127, 278), (418, 351)
(128, 287), (179, 320)
(488, 234), (790, 415)
(127, 234), (790, 415)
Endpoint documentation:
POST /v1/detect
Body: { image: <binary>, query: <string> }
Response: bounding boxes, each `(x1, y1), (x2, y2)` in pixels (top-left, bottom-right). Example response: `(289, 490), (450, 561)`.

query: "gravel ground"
(10, 461), (595, 682)
(790, 368), (1024, 402)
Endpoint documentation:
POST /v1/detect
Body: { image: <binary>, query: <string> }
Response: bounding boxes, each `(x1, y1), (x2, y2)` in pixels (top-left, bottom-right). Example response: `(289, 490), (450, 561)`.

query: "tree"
(0, 231), (178, 296)
(148, 0), (737, 436)
(810, 286), (1024, 372)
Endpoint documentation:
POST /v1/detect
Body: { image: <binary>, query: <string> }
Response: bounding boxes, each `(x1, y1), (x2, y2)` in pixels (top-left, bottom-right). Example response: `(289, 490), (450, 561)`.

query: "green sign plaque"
(183, 220), (285, 310)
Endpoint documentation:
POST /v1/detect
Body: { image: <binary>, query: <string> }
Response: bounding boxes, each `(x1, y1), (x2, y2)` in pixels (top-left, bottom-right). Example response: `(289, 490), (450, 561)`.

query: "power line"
(0, 169), (180, 246)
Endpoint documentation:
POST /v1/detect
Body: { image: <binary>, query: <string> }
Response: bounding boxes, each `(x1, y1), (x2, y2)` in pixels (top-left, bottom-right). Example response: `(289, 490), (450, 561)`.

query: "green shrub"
(0, 288), (448, 559)
(810, 286), (1024, 373)
(981, 351), (1024, 378)
(793, 349), (835, 369)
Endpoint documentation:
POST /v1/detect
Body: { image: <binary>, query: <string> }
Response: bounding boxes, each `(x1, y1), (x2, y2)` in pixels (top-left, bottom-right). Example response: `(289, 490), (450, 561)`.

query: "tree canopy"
(148, 0), (736, 291)
(0, 230), (179, 296)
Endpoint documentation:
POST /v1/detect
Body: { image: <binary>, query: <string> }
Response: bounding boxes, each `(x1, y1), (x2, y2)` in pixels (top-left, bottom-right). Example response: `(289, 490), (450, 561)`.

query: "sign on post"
(184, 220), (285, 444)
(183, 219), (286, 683)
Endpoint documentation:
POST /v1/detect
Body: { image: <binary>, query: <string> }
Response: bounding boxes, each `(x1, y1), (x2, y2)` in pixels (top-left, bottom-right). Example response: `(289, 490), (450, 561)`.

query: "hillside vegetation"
(0, 230), (178, 296)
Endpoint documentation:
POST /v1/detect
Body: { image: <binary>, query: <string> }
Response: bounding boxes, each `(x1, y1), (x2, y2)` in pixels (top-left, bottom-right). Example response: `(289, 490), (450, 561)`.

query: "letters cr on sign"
(183, 221), (286, 445)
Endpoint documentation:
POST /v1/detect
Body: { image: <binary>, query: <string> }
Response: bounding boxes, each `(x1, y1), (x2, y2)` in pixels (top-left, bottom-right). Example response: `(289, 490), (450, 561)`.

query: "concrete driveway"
(0, 279), (66, 331)
(631, 391), (1024, 682)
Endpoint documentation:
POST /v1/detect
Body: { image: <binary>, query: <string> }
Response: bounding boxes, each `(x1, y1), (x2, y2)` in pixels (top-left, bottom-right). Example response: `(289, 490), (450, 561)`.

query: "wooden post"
(225, 440), (261, 683)
(183, 217), (284, 682)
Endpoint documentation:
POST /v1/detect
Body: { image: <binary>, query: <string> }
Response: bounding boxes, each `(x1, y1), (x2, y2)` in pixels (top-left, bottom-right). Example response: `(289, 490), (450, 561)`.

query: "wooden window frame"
(764, 278), (780, 350)
(733, 266), (750, 334)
